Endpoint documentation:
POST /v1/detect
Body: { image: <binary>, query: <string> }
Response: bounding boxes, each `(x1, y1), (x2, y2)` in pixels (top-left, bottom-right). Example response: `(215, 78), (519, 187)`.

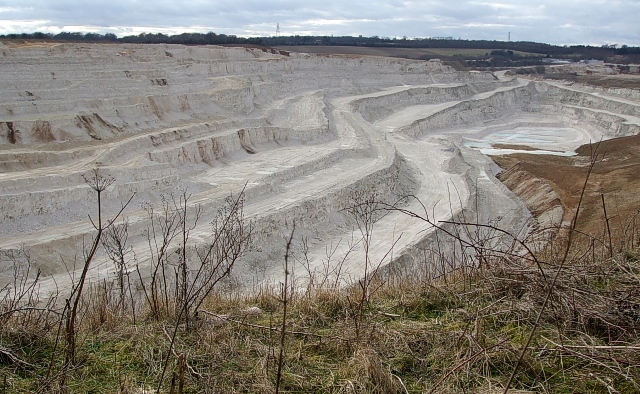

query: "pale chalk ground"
(0, 44), (638, 295)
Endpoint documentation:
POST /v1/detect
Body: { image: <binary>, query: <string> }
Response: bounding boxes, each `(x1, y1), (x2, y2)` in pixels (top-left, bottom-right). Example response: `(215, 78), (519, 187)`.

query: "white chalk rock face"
(0, 43), (638, 292)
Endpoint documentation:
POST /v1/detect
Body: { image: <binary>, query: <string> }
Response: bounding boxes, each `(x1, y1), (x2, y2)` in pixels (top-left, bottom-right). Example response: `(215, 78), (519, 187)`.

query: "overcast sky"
(0, 1), (638, 46)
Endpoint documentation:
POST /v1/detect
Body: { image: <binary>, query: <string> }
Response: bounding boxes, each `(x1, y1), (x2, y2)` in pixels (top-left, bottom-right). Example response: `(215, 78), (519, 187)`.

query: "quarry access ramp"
(0, 43), (638, 291)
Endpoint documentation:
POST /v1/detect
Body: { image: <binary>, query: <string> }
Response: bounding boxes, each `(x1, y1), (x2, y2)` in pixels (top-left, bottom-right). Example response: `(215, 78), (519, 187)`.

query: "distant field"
(277, 46), (542, 59)
(276, 45), (440, 59)
(427, 48), (543, 57)
(425, 48), (490, 57)
(540, 73), (640, 89)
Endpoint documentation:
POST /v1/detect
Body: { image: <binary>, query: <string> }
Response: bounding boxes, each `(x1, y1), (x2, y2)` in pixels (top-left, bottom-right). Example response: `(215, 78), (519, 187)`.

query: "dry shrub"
(80, 280), (131, 333)
(340, 348), (402, 394)
(478, 233), (640, 343)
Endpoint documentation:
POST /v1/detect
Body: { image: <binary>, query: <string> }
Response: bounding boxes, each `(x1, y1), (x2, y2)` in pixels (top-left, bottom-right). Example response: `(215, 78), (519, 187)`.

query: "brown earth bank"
(492, 133), (640, 245)
(0, 40), (65, 48)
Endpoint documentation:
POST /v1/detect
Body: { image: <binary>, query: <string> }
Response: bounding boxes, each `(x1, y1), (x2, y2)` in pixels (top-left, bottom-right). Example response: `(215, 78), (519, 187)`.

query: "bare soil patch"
(1, 40), (62, 49)
(492, 133), (640, 237)
(491, 143), (543, 152)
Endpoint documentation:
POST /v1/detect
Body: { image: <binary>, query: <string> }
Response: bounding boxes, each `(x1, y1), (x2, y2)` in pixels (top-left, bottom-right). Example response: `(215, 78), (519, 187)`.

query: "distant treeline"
(1, 31), (119, 42)
(120, 32), (263, 45)
(0, 31), (261, 46)
(261, 35), (640, 62)
(2, 31), (639, 62)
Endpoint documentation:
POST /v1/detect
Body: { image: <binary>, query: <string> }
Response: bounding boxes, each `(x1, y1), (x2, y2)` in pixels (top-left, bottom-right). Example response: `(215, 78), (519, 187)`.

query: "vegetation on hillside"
(2, 31), (640, 64)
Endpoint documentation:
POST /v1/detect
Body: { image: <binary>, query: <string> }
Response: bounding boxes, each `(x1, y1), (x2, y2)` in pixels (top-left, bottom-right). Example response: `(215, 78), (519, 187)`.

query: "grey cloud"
(0, 0), (637, 45)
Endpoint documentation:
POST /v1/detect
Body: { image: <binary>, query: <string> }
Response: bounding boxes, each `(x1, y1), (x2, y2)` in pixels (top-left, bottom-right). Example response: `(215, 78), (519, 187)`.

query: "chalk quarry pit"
(1, 43), (639, 292)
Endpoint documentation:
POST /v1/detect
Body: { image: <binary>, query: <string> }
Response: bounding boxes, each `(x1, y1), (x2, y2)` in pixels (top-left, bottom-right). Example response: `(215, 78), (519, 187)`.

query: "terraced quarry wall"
(1, 42), (638, 292)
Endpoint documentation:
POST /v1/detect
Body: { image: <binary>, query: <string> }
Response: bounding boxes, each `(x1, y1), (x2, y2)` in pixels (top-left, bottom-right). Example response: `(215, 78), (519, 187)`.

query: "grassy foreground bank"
(2, 233), (639, 393)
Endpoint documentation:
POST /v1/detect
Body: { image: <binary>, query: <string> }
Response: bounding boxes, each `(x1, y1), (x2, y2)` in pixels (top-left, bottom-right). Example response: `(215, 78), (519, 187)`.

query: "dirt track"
(1, 43), (638, 292)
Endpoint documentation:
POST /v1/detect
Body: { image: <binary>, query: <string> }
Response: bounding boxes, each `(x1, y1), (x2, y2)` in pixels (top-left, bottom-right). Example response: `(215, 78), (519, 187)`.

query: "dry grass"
(2, 232), (639, 393)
